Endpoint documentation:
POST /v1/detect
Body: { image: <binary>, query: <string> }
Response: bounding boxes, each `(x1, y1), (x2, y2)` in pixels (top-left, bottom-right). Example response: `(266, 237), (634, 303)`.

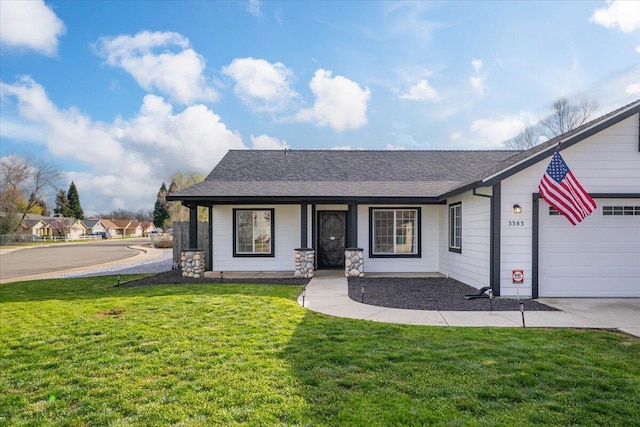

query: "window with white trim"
(233, 209), (274, 256)
(449, 202), (462, 253)
(370, 208), (420, 257)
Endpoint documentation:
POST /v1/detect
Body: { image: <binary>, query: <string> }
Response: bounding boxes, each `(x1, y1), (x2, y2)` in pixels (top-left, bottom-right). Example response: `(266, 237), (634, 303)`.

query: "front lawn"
(1, 277), (638, 425)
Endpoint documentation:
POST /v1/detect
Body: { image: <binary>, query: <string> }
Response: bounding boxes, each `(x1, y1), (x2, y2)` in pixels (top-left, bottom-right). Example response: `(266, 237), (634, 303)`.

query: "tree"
(67, 181), (84, 220)
(153, 182), (170, 230)
(505, 97), (599, 150)
(167, 171), (208, 223)
(54, 190), (73, 218)
(0, 154), (60, 233)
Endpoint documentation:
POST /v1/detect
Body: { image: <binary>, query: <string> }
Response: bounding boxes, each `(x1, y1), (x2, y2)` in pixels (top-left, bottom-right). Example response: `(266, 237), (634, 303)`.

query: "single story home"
(17, 219), (52, 238)
(84, 219), (109, 235)
(168, 100), (640, 298)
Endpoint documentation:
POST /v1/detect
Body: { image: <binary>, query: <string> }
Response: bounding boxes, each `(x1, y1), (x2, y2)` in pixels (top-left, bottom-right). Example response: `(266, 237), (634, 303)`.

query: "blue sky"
(1, 0), (639, 215)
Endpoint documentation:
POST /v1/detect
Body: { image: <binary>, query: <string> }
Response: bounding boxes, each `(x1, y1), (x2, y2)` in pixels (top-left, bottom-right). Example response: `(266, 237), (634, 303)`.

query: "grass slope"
(1, 277), (638, 426)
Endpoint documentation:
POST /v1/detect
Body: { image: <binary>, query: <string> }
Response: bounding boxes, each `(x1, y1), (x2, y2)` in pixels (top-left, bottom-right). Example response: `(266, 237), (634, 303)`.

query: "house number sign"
(507, 220), (525, 227)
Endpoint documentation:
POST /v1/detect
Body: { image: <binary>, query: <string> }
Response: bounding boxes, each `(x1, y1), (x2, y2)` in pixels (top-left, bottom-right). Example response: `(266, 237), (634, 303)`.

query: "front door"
(318, 211), (346, 269)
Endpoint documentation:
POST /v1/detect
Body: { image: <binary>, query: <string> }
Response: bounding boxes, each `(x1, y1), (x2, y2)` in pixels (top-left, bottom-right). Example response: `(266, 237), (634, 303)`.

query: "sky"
(1, 0), (639, 216)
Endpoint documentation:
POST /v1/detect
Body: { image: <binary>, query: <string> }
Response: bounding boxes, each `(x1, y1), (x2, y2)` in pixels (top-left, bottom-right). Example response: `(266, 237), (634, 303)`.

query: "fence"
(0, 234), (103, 246)
(171, 221), (210, 270)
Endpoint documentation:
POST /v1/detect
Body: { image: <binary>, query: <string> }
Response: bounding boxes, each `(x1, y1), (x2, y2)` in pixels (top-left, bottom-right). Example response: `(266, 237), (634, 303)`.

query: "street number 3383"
(508, 221), (525, 227)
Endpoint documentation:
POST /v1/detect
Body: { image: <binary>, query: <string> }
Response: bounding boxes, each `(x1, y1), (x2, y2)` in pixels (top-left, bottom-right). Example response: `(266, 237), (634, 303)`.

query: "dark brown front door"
(317, 211), (346, 268)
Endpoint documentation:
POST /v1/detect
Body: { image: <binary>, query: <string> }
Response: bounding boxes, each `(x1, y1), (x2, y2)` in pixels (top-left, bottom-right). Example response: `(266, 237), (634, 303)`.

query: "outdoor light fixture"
(117, 274), (121, 286)
(488, 288), (494, 311)
(361, 284), (365, 303)
(513, 204), (522, 214)
(302, 287), (306, 307)
(520, 302), (526, 328)
(220, 271), (224, 283)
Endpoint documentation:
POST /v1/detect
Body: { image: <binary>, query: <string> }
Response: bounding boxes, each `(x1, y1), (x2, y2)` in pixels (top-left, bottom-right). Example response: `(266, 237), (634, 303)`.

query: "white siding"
(500, 114), (640, 297)
(211, 205), (300, 271)
(438, 190), (492, 289)
(358, 205), (440, 273)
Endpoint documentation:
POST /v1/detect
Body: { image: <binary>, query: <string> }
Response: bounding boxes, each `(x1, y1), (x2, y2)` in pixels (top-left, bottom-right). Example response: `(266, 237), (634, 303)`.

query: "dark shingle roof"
(170, 99), (640, 202)
(172, 150), (520, 200)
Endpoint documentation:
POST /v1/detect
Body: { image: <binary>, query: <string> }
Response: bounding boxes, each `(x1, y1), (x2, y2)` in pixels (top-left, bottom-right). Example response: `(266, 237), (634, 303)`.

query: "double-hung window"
(370, 208), (420, 257)
(449, 202), (462, 253)
(233, 209), (274, 257)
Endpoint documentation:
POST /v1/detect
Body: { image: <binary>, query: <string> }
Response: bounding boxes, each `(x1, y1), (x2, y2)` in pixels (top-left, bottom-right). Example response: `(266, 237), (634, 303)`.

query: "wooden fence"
(171, 221), (210, 270)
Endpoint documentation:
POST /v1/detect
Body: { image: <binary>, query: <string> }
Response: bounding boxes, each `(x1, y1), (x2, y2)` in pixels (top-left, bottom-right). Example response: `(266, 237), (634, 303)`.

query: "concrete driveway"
(538, 298), (640, 337)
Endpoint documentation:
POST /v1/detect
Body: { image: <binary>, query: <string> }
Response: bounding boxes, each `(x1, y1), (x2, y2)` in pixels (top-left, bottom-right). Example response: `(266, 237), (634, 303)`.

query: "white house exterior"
(168, 100), (640, 298)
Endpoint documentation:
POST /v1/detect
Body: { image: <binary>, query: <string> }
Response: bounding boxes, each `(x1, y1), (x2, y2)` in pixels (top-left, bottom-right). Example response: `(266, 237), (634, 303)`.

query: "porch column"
(347, 202), (358, 247)
(207, 206), (213, 271)
(189, 204), (198, 249)
(300, 202), (308, 248)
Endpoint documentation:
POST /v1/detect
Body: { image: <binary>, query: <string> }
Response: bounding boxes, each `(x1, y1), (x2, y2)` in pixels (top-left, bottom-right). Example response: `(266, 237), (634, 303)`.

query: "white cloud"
(590, 1), (640, 33)
(397, 79), (439, 101)
(626, 83), (640, 94)
(332, 145), (364, 150)
(470, 58), (487, 95)
(296, 69), (371, 131)
(0, 0), (66, 56)
(95, 31), (218, 105)
(469, 114), (532, 148)
(450, 131), (463, 141)
(385, 144), (406, 150)
(246, 0), (262, 17)
(1, 76), (245, 214)
(250, 134), (289, 150)
(636, 46), (640, 54)
(222, 57), (299, 113)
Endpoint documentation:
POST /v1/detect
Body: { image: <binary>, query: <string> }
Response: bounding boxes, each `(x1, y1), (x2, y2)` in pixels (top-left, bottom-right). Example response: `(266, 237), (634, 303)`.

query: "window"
(602, 206), (640, 216)
(549, 206), (561, 215)
(370, 208), (420, 257)
(449, 202), (462, 253)
(233, 209), (274, 257)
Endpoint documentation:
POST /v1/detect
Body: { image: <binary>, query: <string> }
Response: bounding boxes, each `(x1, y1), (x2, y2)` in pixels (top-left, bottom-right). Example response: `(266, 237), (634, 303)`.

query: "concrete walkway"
(298, 274), (640, 338)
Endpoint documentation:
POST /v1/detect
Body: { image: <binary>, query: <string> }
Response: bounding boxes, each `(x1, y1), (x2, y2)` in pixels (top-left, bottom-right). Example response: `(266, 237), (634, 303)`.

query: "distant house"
(17, 219), (52, 238)
(140, 221), (157, 236)
(168, 100), (640, 299)
(84, 219), (108, 235)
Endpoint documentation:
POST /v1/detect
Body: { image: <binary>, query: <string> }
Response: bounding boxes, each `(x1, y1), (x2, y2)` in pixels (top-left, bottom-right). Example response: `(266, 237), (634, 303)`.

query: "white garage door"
(539, 200), (640, 297)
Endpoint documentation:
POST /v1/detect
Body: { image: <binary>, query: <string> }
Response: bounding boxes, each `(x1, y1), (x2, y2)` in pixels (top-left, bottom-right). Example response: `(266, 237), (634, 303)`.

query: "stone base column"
(345, 248), (364, 277)
(294, 248), (315, 278)
(181, 249), (205, 278)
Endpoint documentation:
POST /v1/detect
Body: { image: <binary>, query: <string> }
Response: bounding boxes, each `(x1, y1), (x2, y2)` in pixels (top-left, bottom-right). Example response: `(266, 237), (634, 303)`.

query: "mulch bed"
(117, 270), (556, 312)
(115, 269), (310, 288)
(348, 277), (557, 311)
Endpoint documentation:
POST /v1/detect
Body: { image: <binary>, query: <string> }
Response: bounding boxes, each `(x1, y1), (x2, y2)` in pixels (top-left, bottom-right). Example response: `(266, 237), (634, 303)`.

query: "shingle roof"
(169, 98), (640, 202)
(172, 150), (520, 200)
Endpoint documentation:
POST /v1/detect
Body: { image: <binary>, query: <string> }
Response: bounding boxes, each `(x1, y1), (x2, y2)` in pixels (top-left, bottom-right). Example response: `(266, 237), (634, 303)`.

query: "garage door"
(539, 200), (640, 297)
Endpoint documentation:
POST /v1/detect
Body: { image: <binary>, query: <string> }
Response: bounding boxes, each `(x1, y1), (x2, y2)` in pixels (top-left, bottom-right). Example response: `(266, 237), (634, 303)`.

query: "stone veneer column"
(345, 248), (364, 277)
(181, 249), (205, 278)
(294, 248), (315, 278)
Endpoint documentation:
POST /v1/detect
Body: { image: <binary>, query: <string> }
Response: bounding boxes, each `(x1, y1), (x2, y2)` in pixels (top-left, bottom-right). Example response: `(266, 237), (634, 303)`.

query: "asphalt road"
(0, 238), (151, 281)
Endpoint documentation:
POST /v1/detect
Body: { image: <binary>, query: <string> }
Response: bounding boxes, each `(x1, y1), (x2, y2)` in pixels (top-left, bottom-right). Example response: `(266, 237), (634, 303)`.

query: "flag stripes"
(538, 152), (596, 225)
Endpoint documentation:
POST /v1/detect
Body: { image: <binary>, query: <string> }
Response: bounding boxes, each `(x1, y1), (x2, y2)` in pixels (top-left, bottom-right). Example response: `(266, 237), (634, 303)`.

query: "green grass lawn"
(1, 277), (638, 426)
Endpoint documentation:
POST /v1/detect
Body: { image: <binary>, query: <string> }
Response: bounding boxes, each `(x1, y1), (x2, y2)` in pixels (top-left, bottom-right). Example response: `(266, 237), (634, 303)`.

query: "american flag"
(539, 151), (596, 225)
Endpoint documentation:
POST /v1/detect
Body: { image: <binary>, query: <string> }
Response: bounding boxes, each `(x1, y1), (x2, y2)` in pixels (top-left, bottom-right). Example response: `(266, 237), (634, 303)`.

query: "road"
(0, 238), (159, 283)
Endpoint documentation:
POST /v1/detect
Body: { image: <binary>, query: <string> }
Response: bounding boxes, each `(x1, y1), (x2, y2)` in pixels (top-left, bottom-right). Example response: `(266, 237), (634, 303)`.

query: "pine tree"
(67, 181), (84, 219)
(153, 182), (170, 230)
(54, 190), (73, 217)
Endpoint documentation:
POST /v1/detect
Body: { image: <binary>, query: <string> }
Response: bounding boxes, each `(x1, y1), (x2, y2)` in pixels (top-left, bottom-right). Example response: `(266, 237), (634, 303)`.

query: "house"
(167, 100), (640, 298)
(140, 221), (157, 236)
(17, 219), (52, 238)
(84, 219), (108, 235)
(45, 217), (87, 239)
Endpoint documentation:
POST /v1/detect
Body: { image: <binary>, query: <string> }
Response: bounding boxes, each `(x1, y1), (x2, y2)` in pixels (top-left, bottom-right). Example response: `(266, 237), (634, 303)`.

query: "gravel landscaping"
(117, 269), (556, 312)
(348, 277), (557, 311)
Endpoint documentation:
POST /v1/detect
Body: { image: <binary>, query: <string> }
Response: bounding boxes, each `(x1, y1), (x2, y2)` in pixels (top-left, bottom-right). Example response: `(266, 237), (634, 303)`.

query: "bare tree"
(0, 155), (60, 233)
(504, 125), (543, 150)
(539, 97), (599, 139)
(504, 97), (599, 150)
